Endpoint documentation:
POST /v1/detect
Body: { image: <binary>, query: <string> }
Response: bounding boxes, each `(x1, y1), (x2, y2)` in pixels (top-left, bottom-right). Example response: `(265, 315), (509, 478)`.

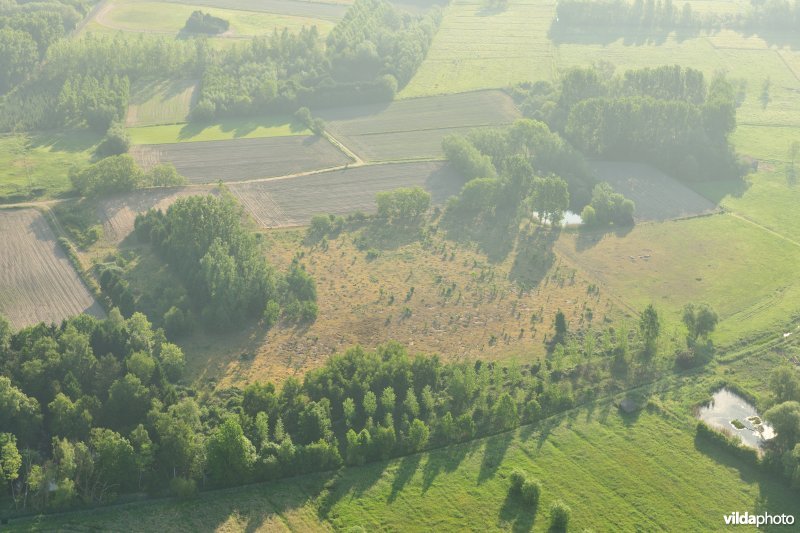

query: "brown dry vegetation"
(0, 208), (104, 328)
(131, 136), (351, 183)
(185, 224), (621, 388)
(321, 90), (521, 161)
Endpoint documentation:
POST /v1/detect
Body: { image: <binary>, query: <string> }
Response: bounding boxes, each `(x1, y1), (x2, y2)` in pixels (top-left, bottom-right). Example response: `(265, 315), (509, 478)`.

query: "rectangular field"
(320, 90), (521, 161)
(162, 0), (348, 20)
(229, 161), (463, 227)
(127, 115), (309, 144)
(0, 209), (104, 329)
(125, 79), (198, 127)
(590, 161), (717, 222)
(131, 136), (351, 183)
(98, 186), (215, 244)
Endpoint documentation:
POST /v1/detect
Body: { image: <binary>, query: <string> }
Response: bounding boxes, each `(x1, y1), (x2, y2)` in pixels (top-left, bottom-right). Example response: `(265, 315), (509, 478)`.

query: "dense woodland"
(0, 0), (442, 131)
(132, 193), (318, 332)
(0, 297), (732, 513)
(512, 65), (743, 182)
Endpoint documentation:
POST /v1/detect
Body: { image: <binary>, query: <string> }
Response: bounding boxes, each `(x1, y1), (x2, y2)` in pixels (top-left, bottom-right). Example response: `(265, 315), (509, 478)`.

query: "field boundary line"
(321, 130), (363, 165)
(775, 49), (800, 83)
(727, 211), (800, 249)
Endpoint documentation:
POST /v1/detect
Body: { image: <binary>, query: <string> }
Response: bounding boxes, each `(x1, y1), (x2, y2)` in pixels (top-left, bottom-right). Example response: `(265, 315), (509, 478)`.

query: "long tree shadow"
(387, 453), (422, 503)
(316, 461), (387, 521)
(478, 430), (515, 484)
(442, 213), (518, 263)
(509, 227), (559, 290)
(498, 489), (538, 532)
(421, 439), (478, 493)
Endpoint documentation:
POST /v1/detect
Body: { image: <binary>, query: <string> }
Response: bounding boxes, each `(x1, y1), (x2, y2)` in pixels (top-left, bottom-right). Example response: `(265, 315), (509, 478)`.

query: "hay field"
(320, 90), (521, 161)
(125, 79), (198, 127)
(126, 116), (309, 144)
(161, 0), (348, 20)
(130, 136), (350, 183)
(0, 209), (104, 328)
(229, 162), (462, 227)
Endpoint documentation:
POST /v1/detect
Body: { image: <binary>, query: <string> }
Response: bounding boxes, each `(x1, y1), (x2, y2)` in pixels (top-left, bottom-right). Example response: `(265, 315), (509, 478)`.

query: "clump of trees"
(508, 468), (542, 507)
(69, 156), (186, 197)
(580, 182), (635, 228)
(376, 187), (431, 226)
(183, 11), (229, 35)
(513, 65), (744, 182)
(134, 194), (317, 330)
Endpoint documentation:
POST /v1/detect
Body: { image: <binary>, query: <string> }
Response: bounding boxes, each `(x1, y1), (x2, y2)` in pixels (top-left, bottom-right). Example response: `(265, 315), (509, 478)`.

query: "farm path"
(728, 211), (800, 250)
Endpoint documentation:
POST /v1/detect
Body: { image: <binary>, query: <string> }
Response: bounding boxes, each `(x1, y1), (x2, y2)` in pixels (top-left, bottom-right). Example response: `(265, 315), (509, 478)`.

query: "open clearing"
(97, 186), (216, 244)
(188, 223), (617, 387)
(127, 115), (309, 144)
(0, 131), (97, 202)
(590, 161), (718, 222)
(94, 0), (335, 37)
(161, 0), (348, 21)
(15, 403), (796, 531)
(229, 162), (462, 227)
(556, 213), (800, 343)
(320, 90), (521, 161)
(130, 136), (350, 183)
(0, 209), (104, 329)
(125, 79), (198, 127)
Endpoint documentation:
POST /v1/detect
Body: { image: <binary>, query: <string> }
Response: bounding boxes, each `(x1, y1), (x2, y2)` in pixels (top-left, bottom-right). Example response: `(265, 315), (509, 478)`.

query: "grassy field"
(0, 132), (98, 202)
(321, 90), (521, 161)
(14, 399), (797, 531)
(131, 136), (350, 183)
(161, 0), (349, 20)
(126, 79), (198, 127)
(94, 0), (335, 37)
(0, 208), (105, 329)
(127, 115), (309, 144)
(556, 213), (800, 344)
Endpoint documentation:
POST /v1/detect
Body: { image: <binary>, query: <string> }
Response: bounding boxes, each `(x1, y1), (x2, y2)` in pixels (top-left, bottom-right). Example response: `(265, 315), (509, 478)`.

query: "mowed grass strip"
(15, 408), (796, 531)
(400, 0), (557, 98)
(161, 0), (349, 21)
(0, 209), (105, 329)
(127, 115), (309, 144)
(556, 213), (800, 343)
(96, 0), (335, 37)
(126, 79), (198, 127)
(131, 136), (351, 183)
(320, 90), (521, 161)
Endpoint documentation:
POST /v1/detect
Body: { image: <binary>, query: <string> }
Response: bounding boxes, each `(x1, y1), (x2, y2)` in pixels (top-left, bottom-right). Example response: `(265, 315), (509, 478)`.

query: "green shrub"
(509, 468), (526, 493)
(521, 478), (542, 506)
(549, 500), (571, 531)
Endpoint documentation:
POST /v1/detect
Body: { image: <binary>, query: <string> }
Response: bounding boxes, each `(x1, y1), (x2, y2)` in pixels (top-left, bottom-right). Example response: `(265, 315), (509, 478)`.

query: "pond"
(697, 388), (775, 449)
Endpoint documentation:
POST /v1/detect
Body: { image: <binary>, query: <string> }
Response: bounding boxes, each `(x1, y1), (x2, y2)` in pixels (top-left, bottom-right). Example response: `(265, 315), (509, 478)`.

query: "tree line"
(513, 64), (743, 182)
(133, 193), (317, 332)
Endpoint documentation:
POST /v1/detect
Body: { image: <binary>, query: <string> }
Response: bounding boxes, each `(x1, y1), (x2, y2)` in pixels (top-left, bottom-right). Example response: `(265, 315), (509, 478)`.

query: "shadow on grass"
(574, 223), (633, 252)
(421, 439), (478, 493)
(176, 116), (306, 141)
(478, 430), (515, 484)
(509, 227), (559, 290)
(498, 489), (538, 533)
(547, 22), (678, 47)
(316, 463), (386, 521)
(28, 129), (102, 152)
(387, 453), (422, 503)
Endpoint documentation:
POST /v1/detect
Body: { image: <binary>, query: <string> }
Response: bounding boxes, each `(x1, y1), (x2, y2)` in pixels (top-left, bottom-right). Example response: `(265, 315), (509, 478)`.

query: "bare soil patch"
(229, 162), (463, 228)
(130, 136), (351, 183)
(0, 209), (104, 328)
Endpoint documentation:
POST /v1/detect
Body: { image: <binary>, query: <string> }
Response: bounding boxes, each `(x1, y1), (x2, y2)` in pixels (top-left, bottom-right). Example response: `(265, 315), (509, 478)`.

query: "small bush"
(549, 500), (571, 531)
(521, 478), (541, 506)
(170, 477), (198, 499)
(509, 468), (526, 493)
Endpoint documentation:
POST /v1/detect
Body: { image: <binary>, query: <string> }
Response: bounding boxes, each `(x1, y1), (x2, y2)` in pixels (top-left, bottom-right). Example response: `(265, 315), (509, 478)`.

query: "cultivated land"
(126, 116), (309, 144)
(97, 186), (216, 244)
(0, 209), (104, 329)
(92, 0), (336, 37)
(320, 90), (521, 161)
(130, 136), (351, 183)
(187, 223), (618, 387)
(590, 161), (717, 222)
(0, 131), (97, 202)
(229, 162), (462, 227)
(14, 399), (796, 531)
(125, 79), (198, 127)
